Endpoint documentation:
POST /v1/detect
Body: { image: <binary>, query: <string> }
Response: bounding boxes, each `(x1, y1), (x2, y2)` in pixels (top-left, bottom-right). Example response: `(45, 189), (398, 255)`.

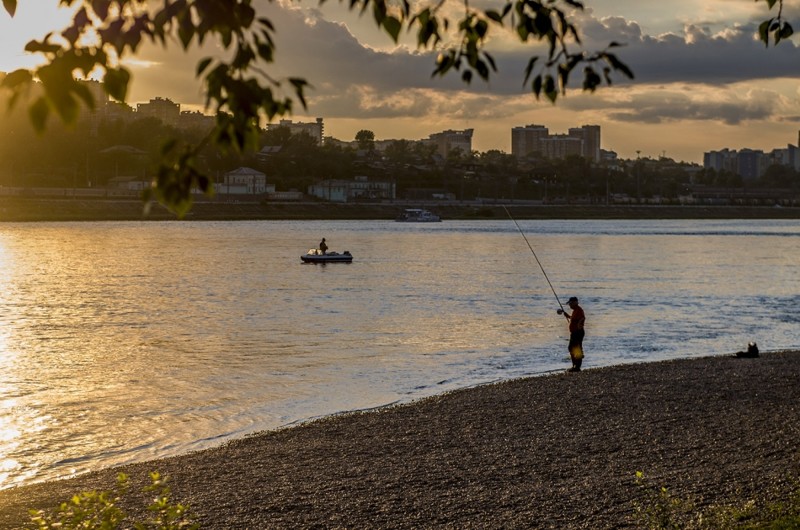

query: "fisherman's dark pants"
(569, 329), (585, 369)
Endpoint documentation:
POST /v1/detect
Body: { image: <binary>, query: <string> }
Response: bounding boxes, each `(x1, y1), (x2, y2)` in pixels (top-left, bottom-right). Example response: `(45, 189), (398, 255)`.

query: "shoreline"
(1, 197), (800, 222)
(1, 351), (798, 528)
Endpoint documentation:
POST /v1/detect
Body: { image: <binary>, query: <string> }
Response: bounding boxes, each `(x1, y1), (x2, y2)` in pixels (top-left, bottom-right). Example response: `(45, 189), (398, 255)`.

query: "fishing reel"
(556, 309), (564, 315)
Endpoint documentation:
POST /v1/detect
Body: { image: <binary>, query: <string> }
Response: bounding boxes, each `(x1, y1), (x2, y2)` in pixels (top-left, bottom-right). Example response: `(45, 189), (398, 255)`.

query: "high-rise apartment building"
(704, 130), (800, 178)
(511, 124), (549, 158)
(569, 125), (601, 163)
(540, 135), (583, 160)
(703, 148), (736, 173)
(512, 124), (601, 162)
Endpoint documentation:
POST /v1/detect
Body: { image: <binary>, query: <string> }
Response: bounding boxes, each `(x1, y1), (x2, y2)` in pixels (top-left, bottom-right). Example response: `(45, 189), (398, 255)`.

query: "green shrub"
(633, 471), (697, 529)
(28, 472), (199, 530)
(633, 471), (800, 530)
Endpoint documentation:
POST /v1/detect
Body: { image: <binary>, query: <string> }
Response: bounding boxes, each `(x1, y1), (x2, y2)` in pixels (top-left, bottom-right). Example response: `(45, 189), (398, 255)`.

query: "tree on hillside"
(261, 125), (293, 147)
(384, 139), (411, 166)
(355, 130), (376, 152)
(0, 0), (790, 215)
(761, 164), (799, 188)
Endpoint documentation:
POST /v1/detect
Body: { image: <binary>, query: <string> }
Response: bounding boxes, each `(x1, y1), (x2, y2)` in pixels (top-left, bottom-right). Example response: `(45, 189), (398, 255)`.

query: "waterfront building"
(307, 175), (395, 203)
(218, 167), (274, 195)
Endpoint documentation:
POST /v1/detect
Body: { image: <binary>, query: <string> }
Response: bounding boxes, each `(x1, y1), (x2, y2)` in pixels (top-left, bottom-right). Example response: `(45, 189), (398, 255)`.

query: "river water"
(0, 219), (798, 490)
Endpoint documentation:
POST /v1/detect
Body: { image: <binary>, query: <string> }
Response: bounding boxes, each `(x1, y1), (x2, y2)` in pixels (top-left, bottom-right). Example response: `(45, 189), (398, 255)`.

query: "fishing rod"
(503, 205), (565, 313)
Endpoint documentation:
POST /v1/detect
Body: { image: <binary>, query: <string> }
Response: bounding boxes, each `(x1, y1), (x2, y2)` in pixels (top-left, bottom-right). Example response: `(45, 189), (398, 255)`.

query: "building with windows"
(218, 167), (274, 195)
(568, 125), (601, 163)
(767, 144), (800, 171)
(179, 110), (215, 131)
(266, 118), (325, 145)
(736, 149), (765, 180)
(704, 148), (771, 180)
(511, 124), (549, 159)
(703, 148), (736, 174)
(425, 129), (473, 157)
(308, 176), (395, 203)
(136, 97), (180, 126)
(512, 124), (601, 161)
(703, 131), (800, 179)
(540, 135), (583, 160)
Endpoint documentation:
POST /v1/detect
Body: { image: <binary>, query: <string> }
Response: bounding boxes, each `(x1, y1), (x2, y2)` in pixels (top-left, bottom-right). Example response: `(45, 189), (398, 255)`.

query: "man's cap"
(567, 296), (578, 304)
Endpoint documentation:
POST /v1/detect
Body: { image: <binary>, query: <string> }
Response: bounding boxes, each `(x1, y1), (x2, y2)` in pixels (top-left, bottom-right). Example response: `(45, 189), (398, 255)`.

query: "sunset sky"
(1, 0), (799, 163)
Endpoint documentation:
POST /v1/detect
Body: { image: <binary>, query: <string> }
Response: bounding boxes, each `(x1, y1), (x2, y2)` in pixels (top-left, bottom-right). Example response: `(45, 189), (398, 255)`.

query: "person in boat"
(319, 238), (328, 255)
(557, 296), (585, 372)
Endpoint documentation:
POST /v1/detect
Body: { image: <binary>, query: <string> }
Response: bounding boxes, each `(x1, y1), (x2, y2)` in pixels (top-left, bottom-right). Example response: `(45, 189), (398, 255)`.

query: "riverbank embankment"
(1, 352), (798, 528)
(1, 197), (799, 221)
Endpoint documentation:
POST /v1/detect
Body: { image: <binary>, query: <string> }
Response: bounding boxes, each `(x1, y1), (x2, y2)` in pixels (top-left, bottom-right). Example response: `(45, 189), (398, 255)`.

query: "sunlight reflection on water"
(0, 218), (797, 489)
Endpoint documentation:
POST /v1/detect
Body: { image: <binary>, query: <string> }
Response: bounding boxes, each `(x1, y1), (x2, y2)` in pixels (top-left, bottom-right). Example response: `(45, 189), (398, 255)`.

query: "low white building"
(218, 167), (274, 195)
(307, 176), (395, 203)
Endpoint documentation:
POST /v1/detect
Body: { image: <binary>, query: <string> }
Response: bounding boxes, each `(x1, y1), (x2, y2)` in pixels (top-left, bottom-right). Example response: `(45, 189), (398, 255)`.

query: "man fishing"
(501, 207), (586, 372)
(557, 297), (585, 372)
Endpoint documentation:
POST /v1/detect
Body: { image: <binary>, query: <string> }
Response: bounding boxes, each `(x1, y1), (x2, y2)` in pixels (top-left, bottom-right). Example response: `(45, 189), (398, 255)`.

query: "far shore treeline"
(0, 198), (799, 223)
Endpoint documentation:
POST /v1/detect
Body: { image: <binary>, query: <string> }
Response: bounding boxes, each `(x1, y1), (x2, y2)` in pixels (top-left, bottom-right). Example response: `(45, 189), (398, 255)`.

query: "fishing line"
(503, 205), (564, 312)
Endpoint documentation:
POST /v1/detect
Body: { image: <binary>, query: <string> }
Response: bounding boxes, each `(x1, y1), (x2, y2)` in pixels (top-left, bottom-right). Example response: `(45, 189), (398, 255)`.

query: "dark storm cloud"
(263, 6), (460, 92)
(244, 3), (518, 119)
(271, 3), (800, 102)
(578, 17), (800, 85)
(480, 12), (799, 93)
(129, 1), (465, 113)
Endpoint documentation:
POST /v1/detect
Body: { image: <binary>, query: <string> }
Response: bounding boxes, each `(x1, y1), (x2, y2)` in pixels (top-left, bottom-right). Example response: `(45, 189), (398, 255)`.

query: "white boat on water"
(395, 208), (441, 222)
(301, 249), (353, 263)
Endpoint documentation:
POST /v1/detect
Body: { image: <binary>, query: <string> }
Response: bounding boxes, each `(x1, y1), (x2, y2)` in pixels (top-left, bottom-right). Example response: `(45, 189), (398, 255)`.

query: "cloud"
(603, 87), (779, 125)
(115, 0), (799, 160)
(556, 80), (800, 124)
(642, 25), (797, 84)
(124, 2), (798, 103)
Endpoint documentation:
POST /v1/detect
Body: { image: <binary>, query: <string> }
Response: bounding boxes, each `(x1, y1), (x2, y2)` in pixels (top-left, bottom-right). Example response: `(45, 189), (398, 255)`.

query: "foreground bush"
(28, 472), (198, 530)
(633, 471), (800, 529)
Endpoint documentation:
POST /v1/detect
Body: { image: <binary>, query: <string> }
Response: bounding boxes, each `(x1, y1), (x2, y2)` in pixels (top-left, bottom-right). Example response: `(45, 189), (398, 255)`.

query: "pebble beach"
(1, 351), (799, 529)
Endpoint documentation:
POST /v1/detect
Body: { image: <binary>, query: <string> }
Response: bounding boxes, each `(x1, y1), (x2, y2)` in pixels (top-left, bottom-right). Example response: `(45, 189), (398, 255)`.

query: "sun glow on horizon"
(0, 3), (75, 73)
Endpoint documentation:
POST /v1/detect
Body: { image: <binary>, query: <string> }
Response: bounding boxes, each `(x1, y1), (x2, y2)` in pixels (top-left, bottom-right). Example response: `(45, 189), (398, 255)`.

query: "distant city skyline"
(116, 95), (800, 173)
(1, 1), (799, 163)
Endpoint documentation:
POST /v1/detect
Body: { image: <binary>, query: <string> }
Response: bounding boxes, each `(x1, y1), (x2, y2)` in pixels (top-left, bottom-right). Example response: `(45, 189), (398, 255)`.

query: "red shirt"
(569, 306), (585, 332)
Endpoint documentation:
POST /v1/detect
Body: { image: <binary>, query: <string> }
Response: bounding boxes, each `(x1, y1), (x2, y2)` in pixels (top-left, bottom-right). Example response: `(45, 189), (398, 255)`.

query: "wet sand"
(1, 352), (799, 529)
